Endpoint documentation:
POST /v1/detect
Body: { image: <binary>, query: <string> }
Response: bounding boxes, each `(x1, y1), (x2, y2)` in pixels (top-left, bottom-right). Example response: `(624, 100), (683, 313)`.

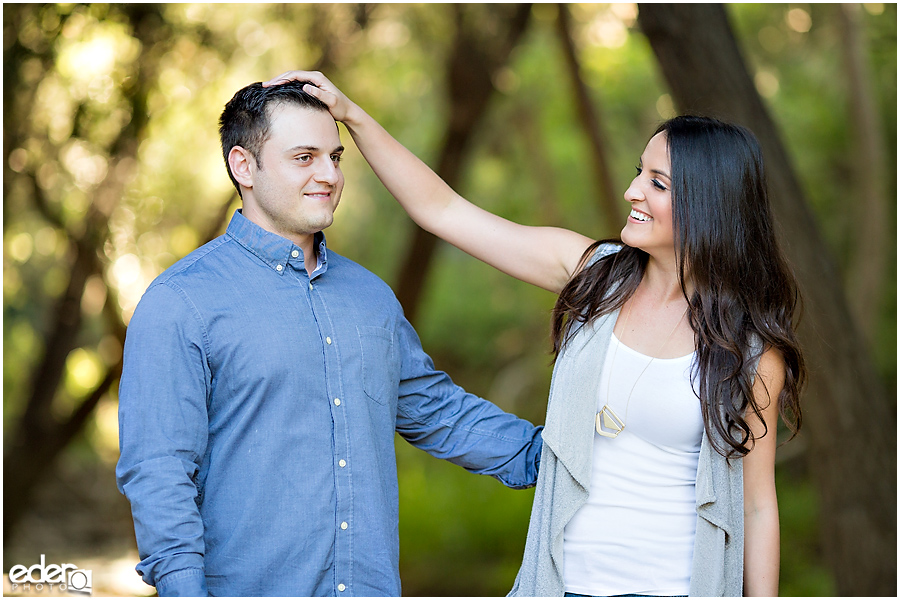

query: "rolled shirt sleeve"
(393, 316), (543, 489)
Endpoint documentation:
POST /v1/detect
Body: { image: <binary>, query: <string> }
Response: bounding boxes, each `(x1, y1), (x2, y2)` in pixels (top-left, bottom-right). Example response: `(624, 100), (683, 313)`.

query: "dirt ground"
(4, 453), (155, 597)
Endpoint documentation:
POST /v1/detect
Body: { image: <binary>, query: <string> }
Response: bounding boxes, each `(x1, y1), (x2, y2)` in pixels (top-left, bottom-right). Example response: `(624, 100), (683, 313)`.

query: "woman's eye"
(652, 179), (668, 191)
(635, 166), (642, 176)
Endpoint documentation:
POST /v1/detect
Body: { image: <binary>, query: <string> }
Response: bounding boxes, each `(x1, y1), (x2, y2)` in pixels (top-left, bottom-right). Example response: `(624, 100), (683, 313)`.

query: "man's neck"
(299, 236), (318, 277)
(239, 206), (319, 276)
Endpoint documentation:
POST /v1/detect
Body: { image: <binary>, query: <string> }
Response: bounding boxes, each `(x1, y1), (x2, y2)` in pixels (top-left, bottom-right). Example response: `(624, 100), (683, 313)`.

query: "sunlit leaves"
(7, 232), (34, 263)
(63, 347), (103, 398)
(786, 7), (813, 33)
(86, 394), (120, 464)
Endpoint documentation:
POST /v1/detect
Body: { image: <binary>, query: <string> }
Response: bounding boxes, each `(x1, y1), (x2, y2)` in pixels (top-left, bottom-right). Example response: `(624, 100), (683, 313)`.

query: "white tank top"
(562, 332), (703, 597)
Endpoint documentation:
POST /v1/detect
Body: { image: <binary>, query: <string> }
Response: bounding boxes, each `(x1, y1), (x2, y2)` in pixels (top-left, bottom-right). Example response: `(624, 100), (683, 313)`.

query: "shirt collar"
(225, 210), (328, 276)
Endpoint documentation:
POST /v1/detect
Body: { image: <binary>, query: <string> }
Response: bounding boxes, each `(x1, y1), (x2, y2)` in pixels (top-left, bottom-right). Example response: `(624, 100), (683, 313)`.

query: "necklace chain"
(595, 299), (688, 438)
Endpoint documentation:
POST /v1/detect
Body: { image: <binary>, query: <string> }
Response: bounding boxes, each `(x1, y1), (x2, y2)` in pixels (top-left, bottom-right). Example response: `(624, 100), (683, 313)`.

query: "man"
(116, 80), (542, 597)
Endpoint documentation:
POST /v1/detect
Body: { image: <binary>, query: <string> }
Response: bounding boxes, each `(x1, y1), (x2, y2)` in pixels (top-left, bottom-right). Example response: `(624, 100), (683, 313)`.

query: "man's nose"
(315, 158), (340, 184)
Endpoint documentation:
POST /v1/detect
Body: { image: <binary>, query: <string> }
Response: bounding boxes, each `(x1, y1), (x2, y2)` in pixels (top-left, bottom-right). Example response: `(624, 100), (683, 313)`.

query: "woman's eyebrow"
(640, 157), (671, 180)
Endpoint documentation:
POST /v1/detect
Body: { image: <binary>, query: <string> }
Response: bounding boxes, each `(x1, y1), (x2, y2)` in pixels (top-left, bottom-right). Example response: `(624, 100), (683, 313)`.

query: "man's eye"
(296, 155), (311, 163)
(331, 155), (342, 163)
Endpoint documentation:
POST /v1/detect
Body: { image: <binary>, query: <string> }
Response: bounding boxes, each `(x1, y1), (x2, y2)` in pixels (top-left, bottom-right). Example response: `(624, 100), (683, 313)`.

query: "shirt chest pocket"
(357, 326), (399, 405)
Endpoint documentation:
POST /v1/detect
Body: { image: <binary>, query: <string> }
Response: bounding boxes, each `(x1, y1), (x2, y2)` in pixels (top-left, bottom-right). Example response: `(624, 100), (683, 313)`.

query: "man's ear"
(228, 146), (255, 190)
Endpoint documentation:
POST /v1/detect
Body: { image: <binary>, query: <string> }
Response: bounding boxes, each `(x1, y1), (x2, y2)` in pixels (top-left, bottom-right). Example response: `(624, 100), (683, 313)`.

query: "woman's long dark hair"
(551, 116), (805, 457)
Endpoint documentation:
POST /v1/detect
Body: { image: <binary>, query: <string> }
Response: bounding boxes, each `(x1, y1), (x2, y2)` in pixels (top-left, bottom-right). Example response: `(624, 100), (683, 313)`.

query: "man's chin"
(313, 214), (335, 232)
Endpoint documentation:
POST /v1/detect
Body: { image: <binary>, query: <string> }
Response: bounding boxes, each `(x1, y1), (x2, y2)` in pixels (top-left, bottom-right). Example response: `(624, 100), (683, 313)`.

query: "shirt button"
(338, 584), (346, 592)
(340, 521), (348, 530)
(308, 282), (313, 290)
(292, 250), (299, 258)
(334, 398), (341, 406)
(326, 337), (332, 345)
(339, 459), (346, 468)
(275, 264), (283, 271)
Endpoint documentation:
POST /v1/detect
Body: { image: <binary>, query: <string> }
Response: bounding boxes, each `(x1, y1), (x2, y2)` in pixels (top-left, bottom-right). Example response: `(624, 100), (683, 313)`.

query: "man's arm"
(392, 317), (542, 488)
(116, 283), (211, 596)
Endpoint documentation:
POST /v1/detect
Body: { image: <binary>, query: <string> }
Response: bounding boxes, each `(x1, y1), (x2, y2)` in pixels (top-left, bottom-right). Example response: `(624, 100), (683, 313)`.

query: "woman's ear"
(228, 146), (255, 190)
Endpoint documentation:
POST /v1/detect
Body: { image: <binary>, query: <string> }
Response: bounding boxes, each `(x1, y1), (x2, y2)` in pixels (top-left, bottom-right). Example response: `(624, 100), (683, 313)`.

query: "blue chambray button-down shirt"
(116, 211), (542, 597)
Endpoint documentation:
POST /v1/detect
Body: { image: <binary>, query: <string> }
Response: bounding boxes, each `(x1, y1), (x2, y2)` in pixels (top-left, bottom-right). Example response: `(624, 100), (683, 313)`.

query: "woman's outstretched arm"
(266, 70), (596, 294)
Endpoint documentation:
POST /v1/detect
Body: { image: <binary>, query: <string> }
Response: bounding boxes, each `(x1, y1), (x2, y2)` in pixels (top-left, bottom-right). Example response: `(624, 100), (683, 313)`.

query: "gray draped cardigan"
(509, 255), (761, 597)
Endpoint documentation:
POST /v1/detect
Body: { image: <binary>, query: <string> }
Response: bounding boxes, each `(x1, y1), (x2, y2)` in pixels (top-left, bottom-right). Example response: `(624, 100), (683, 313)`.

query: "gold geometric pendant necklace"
(595, 298), (689, 439)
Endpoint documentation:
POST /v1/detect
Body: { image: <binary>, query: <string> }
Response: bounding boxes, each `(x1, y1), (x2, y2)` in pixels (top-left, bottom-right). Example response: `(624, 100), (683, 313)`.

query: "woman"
(265, 71), (805, 597)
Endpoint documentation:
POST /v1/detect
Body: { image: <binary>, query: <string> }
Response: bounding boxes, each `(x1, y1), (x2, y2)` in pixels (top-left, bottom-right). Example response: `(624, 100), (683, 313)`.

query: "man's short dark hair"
(218, 80), (330, 197)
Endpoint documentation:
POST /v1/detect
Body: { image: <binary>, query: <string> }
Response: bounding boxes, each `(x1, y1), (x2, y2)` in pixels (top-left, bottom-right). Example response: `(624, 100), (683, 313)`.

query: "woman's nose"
(624, 178), (643, 203)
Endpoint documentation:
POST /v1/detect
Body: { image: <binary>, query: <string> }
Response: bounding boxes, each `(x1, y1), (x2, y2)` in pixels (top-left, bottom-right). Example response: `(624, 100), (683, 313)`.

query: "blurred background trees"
(3, 3), (895, 596)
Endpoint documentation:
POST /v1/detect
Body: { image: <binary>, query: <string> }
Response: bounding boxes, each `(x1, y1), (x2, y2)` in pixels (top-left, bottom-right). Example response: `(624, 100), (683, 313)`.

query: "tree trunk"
(555, 3), (621, 231)
(513, 102), (564, 225)
(637, 4), (895, 595)
(394, 4), (533, 324)
(837, 3), (890, 345)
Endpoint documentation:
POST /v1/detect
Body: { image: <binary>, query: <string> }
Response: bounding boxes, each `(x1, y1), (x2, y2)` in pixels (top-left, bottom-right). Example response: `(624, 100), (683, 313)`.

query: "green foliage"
(777, 467), (837, 596)
(396, 436), (535, 596)
(3, 3), (896, 596)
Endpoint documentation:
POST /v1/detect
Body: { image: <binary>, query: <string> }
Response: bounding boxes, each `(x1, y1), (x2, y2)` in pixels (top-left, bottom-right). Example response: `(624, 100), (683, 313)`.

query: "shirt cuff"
(156, 567), (208, 597)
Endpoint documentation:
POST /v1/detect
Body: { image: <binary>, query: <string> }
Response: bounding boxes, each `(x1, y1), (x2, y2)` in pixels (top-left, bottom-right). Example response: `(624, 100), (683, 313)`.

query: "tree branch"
(837, 3), (889, 345)
(395, 4), (533, 324)
(555, 3), (621, 231)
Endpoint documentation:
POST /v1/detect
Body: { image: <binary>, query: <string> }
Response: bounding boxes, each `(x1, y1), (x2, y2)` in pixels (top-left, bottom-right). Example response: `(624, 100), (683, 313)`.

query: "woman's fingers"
(261, 70), (354, 121)
(263, 69), (328, 87)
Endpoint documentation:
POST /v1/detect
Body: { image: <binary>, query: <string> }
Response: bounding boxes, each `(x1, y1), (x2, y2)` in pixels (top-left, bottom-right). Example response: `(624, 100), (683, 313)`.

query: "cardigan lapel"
(694, 431), (735, 533)
(541, 310), (618, 491)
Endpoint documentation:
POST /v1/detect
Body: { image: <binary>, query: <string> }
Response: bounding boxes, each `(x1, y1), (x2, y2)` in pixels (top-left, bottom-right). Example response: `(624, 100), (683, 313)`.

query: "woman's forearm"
(743, 503), (780, 596)
(341, 103), (459, 235)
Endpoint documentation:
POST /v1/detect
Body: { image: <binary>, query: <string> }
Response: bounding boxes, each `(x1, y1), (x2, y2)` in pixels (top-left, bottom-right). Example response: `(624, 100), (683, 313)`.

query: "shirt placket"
(306, 270), (353, 595)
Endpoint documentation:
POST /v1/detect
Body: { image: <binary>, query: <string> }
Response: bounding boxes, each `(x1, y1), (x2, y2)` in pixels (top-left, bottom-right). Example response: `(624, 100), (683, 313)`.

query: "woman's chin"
(620, 226), (639, 248)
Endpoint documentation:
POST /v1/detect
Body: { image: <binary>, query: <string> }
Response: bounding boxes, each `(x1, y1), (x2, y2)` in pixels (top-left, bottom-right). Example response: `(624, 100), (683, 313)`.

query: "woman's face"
(621, 132), (675, 261)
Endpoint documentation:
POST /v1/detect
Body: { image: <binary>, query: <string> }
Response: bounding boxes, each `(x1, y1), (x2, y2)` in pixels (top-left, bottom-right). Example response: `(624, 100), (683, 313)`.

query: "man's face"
(241, 103), (344, 244)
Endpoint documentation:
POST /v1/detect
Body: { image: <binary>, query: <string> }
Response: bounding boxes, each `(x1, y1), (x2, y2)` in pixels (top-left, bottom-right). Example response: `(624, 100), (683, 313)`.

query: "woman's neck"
(640, 257), (692, 306)
(617, 254), (696, 358)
